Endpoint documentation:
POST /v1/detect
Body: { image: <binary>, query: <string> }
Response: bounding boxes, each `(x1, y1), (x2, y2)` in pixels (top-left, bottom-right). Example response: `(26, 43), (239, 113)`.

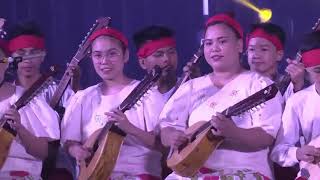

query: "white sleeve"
(141, 88), (167, 133)
(283, 82), (295, 102)
(159, 81), (193, 131)
(60, 92), (83, 144)
(249, 76), (283, 138)
(60, 85), (75, 108)
(271, 96), (300, 167)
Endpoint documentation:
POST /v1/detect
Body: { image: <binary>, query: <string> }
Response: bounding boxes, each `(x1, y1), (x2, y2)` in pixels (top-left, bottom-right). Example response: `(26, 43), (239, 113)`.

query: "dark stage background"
(1, 0), (319, 88)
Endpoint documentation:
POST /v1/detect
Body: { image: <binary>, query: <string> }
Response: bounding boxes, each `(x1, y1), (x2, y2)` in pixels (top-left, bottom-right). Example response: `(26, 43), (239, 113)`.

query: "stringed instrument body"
(0, 66), (58, 169)
(78, 66), (162, 180)
(299, 135), (320, 180)
(167, 83), (279, 177)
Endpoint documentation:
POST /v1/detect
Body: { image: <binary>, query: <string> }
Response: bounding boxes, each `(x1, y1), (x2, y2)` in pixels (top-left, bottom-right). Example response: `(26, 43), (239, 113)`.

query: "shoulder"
(286, 84), (315, 106)
(71, 83), (101, 102)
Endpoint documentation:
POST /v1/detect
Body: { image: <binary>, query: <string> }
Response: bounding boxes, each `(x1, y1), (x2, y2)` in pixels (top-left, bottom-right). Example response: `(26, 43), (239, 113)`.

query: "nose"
(211, 42), (221, 52)
(159, 54), (170, 68)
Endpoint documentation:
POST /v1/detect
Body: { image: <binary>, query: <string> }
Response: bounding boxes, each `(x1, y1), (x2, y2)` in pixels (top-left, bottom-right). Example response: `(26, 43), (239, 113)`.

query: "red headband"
(8, 35), (45, 53)
(247, 28), (283, 50)
(137, 37), (176, 58)
(205, 13), (243, 39)
(0, 39), (9, 56)
(301, 48), (320, 68)
(88, 27), (128, 47)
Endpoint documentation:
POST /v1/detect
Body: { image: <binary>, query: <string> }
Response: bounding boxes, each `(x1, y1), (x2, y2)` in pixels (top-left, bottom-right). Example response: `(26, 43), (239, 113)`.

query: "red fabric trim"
(8, 35), (45, 53)
(247, 28), (284, 50)
(199, 167), (215, 174)
(138, 174), (161, 180)
(301, 48), (320, 68)
(88, 27), (128, 47)
(136, 37), (176, 58)
(9, 170), (30, 177)
(205, 13), (243, 39)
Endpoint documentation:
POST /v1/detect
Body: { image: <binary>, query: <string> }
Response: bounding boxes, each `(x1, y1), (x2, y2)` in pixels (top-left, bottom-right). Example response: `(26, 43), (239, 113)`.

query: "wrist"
(15, 123), (25, 133)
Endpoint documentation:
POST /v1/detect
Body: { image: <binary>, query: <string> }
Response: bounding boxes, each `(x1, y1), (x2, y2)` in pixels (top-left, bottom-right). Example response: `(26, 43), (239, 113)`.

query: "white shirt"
(0, 86), (60, 176)
(271, 84), (320, 167)
(14, 79), (74, 108)
(61, 80), (166, 177)
(159, 71), (283, 178)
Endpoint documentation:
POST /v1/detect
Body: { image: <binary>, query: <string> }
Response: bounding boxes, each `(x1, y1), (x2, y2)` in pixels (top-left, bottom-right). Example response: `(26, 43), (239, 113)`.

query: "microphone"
(0, 56), (23, 64)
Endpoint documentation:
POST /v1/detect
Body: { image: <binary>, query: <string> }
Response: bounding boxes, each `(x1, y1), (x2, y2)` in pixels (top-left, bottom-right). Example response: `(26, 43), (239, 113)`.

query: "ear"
(138, 58), (148, 70)
(237, 38), (244, 53)
(123, 49), (129, 63)
(276, 50), (284, 62)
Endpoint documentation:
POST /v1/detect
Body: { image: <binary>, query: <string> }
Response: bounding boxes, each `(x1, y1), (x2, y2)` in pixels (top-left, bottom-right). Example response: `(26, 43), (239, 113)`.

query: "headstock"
(74, 17), (111, 61)
(312, 18), (320, 32)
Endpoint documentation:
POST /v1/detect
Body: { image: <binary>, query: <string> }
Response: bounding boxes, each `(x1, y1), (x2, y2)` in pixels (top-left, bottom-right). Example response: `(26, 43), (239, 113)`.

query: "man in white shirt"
(271, 31), (320, 180)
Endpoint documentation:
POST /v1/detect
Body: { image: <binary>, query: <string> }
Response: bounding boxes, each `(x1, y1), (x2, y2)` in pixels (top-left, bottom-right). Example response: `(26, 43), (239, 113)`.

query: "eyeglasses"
(91, 50), (121, 62)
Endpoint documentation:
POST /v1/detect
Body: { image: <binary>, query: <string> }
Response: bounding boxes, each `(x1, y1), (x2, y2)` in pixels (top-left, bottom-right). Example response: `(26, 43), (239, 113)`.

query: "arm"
(271, 97), (301, 167)
(105, 109), (159, 149)
(5, 108), (51, 160)
(211, 113), (274, 150)
(17, 126), (50, 160)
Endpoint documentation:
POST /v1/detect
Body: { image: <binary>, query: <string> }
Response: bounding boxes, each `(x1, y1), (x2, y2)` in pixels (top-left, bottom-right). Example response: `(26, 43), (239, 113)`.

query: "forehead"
(205, 23), (236, 39)
(92, 36), (122, 51)
(248, 37), (273, 46)
(154, 46), (176, 52)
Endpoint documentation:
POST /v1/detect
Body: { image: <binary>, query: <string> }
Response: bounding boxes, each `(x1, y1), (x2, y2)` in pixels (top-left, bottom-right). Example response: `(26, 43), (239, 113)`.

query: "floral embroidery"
(230, 90), (239, 97)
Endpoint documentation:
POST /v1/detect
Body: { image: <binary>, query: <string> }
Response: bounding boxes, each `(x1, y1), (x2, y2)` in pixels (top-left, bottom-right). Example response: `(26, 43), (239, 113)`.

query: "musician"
(133, 25), (201, 100)
(246, 23), (306, 100)
(61, 27), (166, 179)
(7, 21), (76, 179)
(133, 25), (202, 178)
(271, 31), (320, 179)
(0, 36), (60, 180)
(159, 13), (283, 179)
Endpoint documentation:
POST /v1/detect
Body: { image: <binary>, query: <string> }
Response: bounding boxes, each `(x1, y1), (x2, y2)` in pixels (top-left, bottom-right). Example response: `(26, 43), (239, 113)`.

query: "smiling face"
(247, 37), (283, 76)
(91, 36), (128, 81)
(203, 23), (243, 72)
